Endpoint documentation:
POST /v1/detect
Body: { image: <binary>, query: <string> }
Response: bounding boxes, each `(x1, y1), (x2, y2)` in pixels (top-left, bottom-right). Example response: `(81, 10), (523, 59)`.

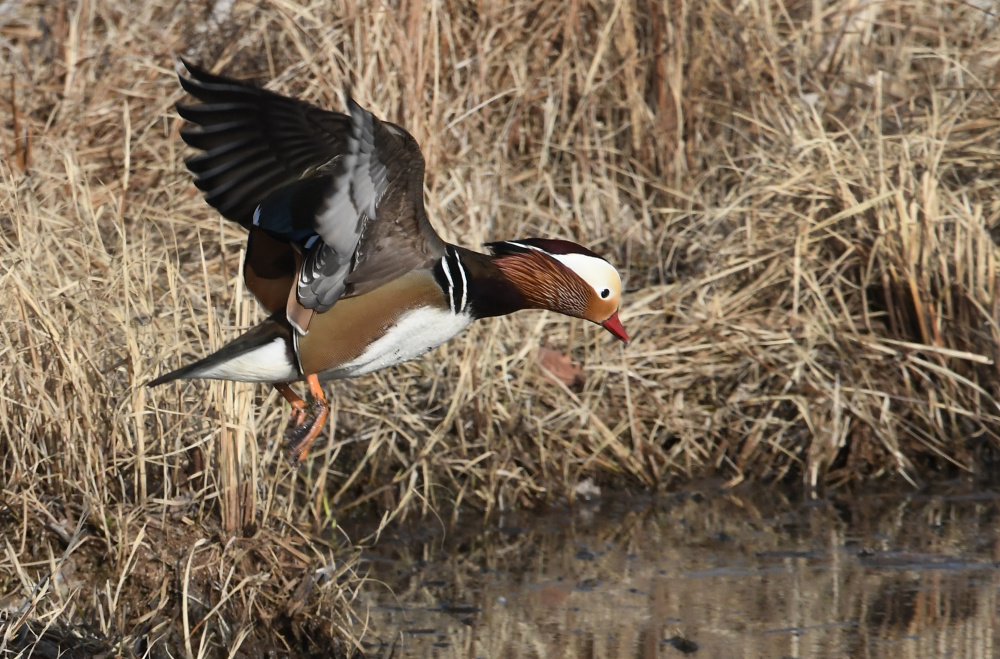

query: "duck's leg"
(274, 374), (329, 465)
(274, 382), (307, 427)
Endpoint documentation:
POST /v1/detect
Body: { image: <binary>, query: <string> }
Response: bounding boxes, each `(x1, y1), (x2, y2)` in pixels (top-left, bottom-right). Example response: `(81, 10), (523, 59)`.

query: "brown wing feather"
(343, 121), (444, 297)
(301, 110), (445, 302)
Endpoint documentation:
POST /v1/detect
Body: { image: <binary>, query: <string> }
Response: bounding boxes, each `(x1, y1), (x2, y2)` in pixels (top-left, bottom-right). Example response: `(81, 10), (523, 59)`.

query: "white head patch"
(551, 253), (622, 302)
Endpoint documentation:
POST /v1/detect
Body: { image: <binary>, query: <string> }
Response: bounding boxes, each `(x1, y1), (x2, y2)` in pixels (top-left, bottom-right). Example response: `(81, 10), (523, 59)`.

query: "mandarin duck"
(150, 60), (629, 464)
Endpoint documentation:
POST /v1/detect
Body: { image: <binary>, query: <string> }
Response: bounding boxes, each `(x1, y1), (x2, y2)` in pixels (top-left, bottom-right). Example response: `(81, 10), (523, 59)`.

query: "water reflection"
(349, 488), (1000, 658)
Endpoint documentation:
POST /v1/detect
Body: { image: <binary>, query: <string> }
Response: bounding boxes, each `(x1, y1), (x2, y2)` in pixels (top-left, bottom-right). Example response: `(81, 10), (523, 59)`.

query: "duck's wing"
(295, 97), (446, 314)
(176, 58), (350, 228)
(176, 60), (446, 330)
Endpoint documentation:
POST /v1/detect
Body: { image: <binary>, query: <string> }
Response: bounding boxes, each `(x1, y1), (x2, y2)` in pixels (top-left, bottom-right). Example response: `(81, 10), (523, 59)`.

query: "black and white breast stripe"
(437, 246), (468, 314)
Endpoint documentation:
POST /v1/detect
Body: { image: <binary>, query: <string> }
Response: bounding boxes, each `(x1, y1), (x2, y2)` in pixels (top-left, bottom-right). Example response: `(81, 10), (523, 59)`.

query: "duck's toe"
(283, 374), (329, 466)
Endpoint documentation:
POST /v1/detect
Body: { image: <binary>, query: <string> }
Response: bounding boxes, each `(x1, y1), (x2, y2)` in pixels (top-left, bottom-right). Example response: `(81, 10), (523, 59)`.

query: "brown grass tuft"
(2, 0), (1000, 653)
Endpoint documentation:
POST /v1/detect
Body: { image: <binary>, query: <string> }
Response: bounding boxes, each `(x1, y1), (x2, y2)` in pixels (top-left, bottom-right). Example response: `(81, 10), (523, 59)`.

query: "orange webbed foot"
(274, 375), (328, 466)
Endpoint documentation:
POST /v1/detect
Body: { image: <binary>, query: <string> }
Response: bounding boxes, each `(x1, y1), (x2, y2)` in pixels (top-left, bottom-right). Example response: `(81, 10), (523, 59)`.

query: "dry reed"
(1, 0), (999, 655)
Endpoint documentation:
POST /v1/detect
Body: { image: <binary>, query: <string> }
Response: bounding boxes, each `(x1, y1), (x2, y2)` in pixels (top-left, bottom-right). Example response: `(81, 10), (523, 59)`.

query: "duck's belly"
(299, 304), (473, 380)
(329, 306), (472, 378)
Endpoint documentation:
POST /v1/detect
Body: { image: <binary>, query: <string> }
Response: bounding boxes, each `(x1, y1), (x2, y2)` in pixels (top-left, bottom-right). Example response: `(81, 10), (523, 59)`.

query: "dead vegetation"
(1, 0), (1000, 655)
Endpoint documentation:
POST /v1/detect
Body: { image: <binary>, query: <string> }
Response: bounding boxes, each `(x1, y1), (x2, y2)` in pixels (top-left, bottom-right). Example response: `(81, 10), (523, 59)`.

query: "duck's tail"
(147, 315), (300, 386)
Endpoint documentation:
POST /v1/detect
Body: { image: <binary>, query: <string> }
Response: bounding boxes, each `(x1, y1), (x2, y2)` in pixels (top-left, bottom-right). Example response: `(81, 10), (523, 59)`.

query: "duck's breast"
(295, 271), (473, 379)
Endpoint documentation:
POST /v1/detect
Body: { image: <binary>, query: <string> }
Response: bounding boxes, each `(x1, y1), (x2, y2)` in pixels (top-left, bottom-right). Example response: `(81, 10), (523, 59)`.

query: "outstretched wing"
(176, 58), (350, 227)
(175, 61), (446, 331)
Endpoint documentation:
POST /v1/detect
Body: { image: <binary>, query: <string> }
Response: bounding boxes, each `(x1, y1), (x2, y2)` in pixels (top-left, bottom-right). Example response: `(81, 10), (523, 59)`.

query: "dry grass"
(2, 0), (1000, 655)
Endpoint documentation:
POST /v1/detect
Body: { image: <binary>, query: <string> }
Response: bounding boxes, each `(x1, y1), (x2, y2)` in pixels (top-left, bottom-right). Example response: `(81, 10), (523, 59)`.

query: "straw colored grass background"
(2, 0), (999, 654)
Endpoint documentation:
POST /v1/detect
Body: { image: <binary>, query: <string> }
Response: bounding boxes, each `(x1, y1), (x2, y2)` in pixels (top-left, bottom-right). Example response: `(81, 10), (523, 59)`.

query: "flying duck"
(150, 60), (629, 464)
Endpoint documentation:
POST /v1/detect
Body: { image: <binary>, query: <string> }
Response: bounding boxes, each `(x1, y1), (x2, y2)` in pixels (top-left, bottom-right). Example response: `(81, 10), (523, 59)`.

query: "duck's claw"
(284, 403), (327, 466)
(274, 375), (329, 466)
(287, 405), (307, 430)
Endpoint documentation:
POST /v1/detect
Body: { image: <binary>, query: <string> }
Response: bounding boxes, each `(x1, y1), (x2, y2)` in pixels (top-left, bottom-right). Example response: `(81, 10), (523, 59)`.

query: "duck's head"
(486, 238), (629, 344)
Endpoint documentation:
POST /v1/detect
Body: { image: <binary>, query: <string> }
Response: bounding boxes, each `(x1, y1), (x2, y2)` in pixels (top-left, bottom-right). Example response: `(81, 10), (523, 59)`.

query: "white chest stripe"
(439, 247), (467, 315)
(440, 253), (456, 313)
(456, 251), (468, 313)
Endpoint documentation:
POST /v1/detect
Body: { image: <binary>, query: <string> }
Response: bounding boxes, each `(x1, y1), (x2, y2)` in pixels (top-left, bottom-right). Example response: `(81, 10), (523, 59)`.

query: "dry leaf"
(537, 347), (585, 389)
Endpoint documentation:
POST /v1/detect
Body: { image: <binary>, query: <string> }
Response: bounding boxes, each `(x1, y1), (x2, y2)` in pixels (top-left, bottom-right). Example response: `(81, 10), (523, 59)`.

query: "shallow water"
(348, 486), (1000, 658)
